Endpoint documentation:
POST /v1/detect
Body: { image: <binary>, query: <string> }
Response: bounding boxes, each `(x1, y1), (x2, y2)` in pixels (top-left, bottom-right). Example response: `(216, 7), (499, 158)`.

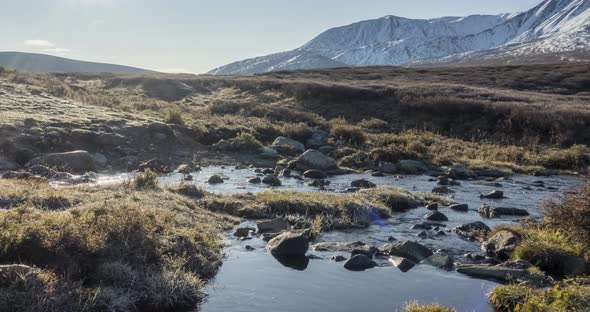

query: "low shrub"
(132, 169), (160, 190)
(164, 109), (185, 125)
(331, 124), (366, 146)
(544, 177), (590, 245)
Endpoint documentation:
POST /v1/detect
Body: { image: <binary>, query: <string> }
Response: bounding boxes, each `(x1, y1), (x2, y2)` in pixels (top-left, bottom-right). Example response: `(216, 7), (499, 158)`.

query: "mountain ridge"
(209, 0), (590, 75)
(0, 51), (154, 74)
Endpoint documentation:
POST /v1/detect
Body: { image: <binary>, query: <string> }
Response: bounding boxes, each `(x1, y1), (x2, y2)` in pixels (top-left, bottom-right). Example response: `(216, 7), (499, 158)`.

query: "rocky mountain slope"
(0, 52), (153, 73)
(209, 0), (590, 74)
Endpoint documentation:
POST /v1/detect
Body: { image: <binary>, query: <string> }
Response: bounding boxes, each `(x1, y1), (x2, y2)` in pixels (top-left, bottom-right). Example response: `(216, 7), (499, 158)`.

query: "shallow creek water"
(90, 167), (580, 312)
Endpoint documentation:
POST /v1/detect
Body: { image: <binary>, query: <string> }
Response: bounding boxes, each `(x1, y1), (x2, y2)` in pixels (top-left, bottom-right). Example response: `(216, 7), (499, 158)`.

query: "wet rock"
(233, 227), (252, 238)
(27, 150), (95, 174)
(248, 176), (261, 184)
(260, 147), (280, 159)
(478, 205), (529, 218)
(456, 260), (545, 284)
(257, 219), (289, 233)
(137, 158), (169, 173)
(422, 252), (453, 270)
(267, 232), (309, 257)
(294, 149), (338, 172)
(387, 236), (397, 242)
(303, 169), (327, 179)
(453, 221), (491, 241)
(432, 186), (453, 194)
(480, 190), (504, 199)
(262, 168), (275, 175)
(345, 187), (360, 193)
(279, 169), (291, 177)
(262, 174), (281, 186)
(446, 166), (475, 180)
(377, 161), (396, 174)
(207, 175), (224, 184)
(437, 177), (460, 186)
(436, 230), (446, 236)
(271, 137), (305, 154)
(412, 223), (432, 230)
(424, 211), (448, 222)
(344, 254), (377, 271)
(449, 204), (469, 212)
(417, 231), (429, 239)
(245, 245), (255, 251)
(426, 203), (439, 210)
(350, 249), (379, 259)
(350, 179), (376, 189)
(312, 241), (368, 252)
(482, 230), (523, 259)
(306, 130), (329, 149)
(396, 160), (427, 174)
(390, 256), (416, 272)
(383, 241), (433, 263)
(331, 255), (347, 262)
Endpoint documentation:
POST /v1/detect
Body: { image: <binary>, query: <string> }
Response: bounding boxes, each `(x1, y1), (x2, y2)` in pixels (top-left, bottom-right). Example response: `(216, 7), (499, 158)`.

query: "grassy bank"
(0, 177), (238, 311)
(488, 178), (590, 311)
(1, 64), (589, 173)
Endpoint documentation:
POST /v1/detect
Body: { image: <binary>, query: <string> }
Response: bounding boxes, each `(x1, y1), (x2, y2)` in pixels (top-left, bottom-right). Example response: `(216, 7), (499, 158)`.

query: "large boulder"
(207, 175), (224, 184)
(396, 160), (428, 174)
(267, 232), (309, 257)
(453, 221), (491, 241)
(260, 147), (280, 159)
(449, 204), (469, 212)
(344, 254), (377, 271)
(271, 137), (305, 154)
(294, 149), (338, 172)
(482, 230), (523, 259)
(27, 150), (95, 174)
(257, 219), (289, 233)
(306, 130), (329, 149)
(383, 241), (433, 263)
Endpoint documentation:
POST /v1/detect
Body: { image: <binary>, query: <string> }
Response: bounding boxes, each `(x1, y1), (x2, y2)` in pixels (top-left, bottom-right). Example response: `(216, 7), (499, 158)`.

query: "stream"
(88, 167), (580, 312)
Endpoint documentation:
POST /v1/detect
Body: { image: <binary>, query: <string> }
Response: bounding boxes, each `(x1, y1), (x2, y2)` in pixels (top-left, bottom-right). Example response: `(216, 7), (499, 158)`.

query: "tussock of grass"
(404, 302), (456, 312)
(131, 169), (160, 190)
(489, 284), (590, 312)
(544, 177), (590, 244)
(0, 179), (238, 311)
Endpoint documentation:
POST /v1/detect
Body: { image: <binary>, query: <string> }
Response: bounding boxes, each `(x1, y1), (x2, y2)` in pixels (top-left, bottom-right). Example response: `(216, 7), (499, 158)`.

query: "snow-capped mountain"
(209, 0), (590, 75)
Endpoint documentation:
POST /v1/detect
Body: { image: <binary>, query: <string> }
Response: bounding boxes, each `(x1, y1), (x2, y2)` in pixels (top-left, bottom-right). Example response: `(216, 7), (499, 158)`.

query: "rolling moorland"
(0, 63), (589, 311)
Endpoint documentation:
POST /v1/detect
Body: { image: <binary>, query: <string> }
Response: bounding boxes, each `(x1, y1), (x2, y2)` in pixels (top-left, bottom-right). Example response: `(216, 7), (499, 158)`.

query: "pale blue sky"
(0, 0), (543, 73)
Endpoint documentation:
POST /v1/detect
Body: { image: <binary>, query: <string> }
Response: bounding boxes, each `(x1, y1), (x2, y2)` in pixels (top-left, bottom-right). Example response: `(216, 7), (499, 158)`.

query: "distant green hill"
(0, 51), (154, 73)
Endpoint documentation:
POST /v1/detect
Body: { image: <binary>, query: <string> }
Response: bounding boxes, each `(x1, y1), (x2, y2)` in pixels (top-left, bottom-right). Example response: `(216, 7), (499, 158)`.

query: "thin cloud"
(25, 39), (54, 47)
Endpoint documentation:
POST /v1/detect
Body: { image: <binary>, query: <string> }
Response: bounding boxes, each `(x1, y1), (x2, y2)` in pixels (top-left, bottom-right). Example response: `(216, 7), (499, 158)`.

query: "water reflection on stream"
(92, 167), (580, 312)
